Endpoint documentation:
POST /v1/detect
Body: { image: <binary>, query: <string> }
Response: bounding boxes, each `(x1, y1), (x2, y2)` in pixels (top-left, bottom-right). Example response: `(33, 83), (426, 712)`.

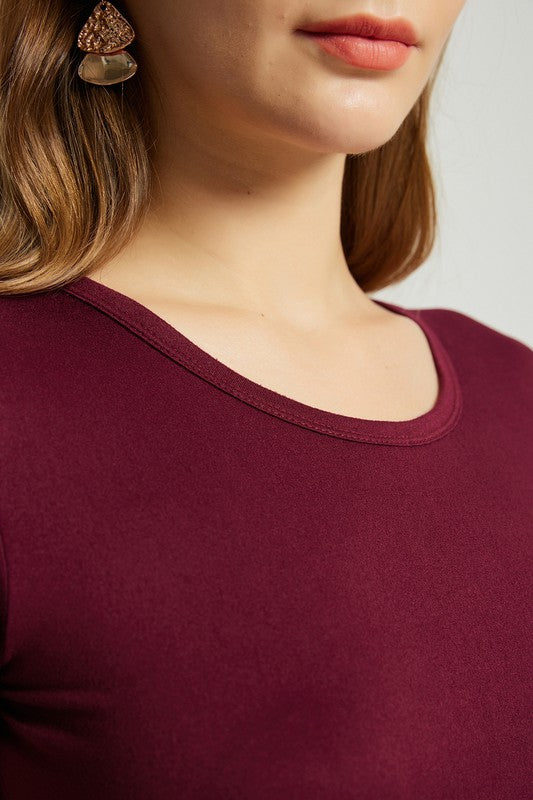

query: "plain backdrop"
(371, 0), (532, 348)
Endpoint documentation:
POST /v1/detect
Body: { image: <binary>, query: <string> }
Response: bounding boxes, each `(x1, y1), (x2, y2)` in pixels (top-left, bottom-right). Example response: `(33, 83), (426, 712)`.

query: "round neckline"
(61, 276), (463, 446)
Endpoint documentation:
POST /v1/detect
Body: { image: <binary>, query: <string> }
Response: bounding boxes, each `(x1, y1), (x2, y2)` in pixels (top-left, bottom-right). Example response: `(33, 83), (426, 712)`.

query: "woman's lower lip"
(300, 33), (414, 71)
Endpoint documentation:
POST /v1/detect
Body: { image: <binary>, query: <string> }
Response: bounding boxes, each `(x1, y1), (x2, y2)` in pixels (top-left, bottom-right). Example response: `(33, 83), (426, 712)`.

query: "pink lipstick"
(296, 14), (419, 71)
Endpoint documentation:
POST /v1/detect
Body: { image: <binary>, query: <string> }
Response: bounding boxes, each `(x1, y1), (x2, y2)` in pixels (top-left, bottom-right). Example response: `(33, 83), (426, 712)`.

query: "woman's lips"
(296, 13), (419, 71)
(299, 32), (414, 71)
(297, 14), (419, 46)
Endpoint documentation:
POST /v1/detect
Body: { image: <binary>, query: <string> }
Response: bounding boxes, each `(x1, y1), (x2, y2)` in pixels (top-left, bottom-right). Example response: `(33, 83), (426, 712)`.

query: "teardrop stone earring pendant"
(77, 2), (137, 85)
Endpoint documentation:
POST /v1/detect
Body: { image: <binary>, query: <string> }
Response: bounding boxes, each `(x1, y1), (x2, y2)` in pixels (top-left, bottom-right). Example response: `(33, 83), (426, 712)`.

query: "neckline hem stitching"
(60, 280), (463, 446)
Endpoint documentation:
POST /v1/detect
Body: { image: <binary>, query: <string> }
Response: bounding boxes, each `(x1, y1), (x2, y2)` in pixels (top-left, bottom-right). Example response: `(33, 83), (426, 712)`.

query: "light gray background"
(371, 0), (532, 348)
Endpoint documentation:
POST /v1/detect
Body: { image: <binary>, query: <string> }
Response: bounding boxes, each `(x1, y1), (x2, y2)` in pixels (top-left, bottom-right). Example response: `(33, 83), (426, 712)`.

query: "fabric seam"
(61, 285), (463, 446)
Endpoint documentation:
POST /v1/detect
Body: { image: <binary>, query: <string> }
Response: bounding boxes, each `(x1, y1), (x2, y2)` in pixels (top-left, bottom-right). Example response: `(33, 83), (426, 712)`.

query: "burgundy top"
(0, 276), (531, 799)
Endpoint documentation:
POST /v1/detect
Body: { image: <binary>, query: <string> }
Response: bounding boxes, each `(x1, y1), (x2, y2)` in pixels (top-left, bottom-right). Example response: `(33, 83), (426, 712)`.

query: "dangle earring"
(77, 2), (137, 85)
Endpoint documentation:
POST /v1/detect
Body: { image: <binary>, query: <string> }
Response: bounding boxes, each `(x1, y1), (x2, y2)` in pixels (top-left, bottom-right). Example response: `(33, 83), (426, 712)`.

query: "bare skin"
(86, 0), (467, 420)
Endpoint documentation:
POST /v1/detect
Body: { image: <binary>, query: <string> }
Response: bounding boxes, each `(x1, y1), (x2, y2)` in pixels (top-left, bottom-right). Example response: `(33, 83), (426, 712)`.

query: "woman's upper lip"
(296, 14), (420, 47)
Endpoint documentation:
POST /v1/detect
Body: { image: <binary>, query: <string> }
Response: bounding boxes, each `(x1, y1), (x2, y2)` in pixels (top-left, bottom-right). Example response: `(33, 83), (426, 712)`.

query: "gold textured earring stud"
(77, 2), (137, 85)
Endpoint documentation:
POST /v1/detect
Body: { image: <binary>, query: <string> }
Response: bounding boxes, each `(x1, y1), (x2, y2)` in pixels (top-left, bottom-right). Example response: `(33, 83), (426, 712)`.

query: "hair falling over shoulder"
(0, 0), (448, 296)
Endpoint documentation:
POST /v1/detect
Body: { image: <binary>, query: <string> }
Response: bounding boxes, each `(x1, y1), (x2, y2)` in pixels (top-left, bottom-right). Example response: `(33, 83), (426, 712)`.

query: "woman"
(0, 1), (530, 797)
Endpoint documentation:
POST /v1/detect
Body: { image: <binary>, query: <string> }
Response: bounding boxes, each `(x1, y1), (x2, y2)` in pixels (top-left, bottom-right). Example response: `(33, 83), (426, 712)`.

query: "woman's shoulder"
(0, 288), (85, 399)
(0, 286), (66, 324)
(412, 304), (533, 416)
(416, 303), (533, 363)
(0, 285), (84, 340)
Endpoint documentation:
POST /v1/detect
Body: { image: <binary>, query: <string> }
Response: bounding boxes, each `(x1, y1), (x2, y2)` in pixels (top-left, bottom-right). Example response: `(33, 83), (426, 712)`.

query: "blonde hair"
(0, 0), (448, 296)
